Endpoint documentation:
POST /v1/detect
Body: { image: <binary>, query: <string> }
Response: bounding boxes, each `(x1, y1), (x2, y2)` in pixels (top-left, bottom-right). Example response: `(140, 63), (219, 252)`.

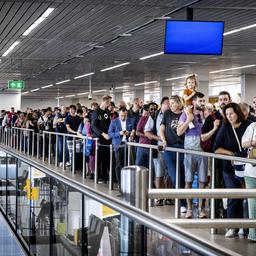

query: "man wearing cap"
(91, 95), (112, 182)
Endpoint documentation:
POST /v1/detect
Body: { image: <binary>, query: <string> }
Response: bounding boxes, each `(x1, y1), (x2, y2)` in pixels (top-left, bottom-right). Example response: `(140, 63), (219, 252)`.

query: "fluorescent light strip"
(134, 81), (158, 87)
(30, 88), (40, 92)
(41, 84), (53, 89)
(209, 64), (256, 74)
(56, 79), (70, 85)
(22, 91), (29, 95)
(224, 23), (256, 36)
(93, 89), (107, 93)
(23, 8), (54, 36)
(77, 92), (89, 96)
(65, 94), (76, 98)
(139, 52), (164, 60)
(74, 72), (94, 80)
(2, 41), (20, 57)
(56, 96), (64, 99)
(166, 75), (193, 81)
(116, 85), (129, 89)
(100, 62), (130, 72)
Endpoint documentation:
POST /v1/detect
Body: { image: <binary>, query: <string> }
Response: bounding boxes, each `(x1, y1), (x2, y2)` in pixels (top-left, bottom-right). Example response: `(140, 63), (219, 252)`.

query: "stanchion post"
(94, 140), (98, 184)
(63, 135), (66, 170)
(72, 137), (75, 174)
(36, 134), (39, 159)
(127, 144), (131, 165)
(82, 138), (86, 179)
(175, 152), (180, 219)
(109, 144), (113, 190)
(211, 157), (216, 234)
(55, 134), (58, 167)
(48, 133), (51, 165)
(32, 131), (35, 157)
(42, 132), (45, 162)
(124, 141), (127, 166)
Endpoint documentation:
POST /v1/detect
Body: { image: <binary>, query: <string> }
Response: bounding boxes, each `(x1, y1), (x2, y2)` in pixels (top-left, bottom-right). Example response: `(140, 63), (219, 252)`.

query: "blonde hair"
(184, 74), (198, 88)
(169, 95), (184, 110)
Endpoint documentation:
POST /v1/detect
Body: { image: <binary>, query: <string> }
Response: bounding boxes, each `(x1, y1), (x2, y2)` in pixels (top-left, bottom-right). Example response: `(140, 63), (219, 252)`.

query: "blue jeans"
(58, 136), (69, 163)
(135, 147), (149, 168)
(164, 144), (186, 207)
(223, 171), (243, 218)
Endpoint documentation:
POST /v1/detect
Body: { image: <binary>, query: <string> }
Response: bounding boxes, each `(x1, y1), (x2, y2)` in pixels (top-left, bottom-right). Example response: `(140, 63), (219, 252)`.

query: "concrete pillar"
(198, 81), (209, 102)
(160, 86), (172, 99)
(134, 88), (144, 102)
(241, 74), (256, 105)
(113, 92), (123, 103)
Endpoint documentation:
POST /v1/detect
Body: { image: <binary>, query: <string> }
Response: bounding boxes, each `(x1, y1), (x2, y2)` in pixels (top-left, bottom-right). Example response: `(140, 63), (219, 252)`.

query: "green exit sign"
(8, 80), (25, 90)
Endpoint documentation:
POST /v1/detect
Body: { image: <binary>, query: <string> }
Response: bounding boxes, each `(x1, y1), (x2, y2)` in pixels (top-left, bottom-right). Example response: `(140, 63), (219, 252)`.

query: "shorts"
(153, 152), (167, 177)
(184, 153), (208, 182)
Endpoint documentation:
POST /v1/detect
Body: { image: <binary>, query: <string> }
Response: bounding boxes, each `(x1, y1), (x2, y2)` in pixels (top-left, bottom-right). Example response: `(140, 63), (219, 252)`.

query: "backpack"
(200, 113), (216, 152)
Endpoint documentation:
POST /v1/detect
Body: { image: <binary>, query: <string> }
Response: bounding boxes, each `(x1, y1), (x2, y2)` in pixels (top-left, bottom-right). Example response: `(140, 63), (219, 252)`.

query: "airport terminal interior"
(1, 0), (256, 255)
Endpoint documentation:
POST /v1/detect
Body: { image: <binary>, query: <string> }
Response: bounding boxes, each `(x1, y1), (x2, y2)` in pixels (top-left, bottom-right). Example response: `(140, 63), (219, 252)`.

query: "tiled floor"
(0, 213), (25, 256)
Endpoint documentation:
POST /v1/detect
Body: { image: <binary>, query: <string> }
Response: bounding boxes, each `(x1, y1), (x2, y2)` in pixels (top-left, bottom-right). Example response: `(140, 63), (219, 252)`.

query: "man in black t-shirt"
(201, 91), (231, 218)
(91, 95), (112, 182)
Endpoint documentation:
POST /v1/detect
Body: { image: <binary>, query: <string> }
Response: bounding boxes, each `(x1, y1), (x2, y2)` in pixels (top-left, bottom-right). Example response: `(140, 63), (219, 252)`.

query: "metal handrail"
(0, 144), (240, 256)
(148, 188), (256, 199)
(127, 141), (256, 165)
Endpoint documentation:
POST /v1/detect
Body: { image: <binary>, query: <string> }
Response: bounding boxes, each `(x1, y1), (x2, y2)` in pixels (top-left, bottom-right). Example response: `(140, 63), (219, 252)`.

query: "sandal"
(185, 209), (193, 219)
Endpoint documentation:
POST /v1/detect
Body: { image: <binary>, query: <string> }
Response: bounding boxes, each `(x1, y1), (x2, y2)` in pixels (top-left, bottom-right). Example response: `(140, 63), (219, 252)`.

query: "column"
(241, 74), (256, 104)
(198, 80), (209, 102)
(113, 92), (123, 103)
(134, 88), (144, 102)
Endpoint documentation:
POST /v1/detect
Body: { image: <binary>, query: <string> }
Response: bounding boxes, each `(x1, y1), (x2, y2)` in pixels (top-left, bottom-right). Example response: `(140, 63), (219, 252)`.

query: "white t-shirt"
(242, 122), (256, 178)
(120, 119), (126, 141)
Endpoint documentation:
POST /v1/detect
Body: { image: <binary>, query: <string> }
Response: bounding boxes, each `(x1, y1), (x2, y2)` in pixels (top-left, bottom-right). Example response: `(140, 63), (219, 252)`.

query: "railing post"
(32, 131), (35, 157)
(94, 139), (98, 184)
(175, 152), (181, 219)
(11, 128), (13, 148)
(72, 137), (75, 174)
(109, 144), (113, 190)
(55, 134), (58, 167)
(48, 133), (51, 165)
(28, 130), (30, 156)
(82, 138), (86, 179)
(148, 148), (153, 207)
(211, 157), (216, 234)
(19, 130), (22, 153)
(42, 132), (45, 162)
(124, 141), (127, 166)
(36, 133), (39, 159)
(63, 135), (66, 170)
(23, 131), (26, 154)
(127, 144), (131, 165)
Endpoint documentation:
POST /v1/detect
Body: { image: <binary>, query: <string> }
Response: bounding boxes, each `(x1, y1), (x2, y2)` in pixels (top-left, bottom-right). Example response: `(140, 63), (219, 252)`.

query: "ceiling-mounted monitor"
(164, 20), (224, 55)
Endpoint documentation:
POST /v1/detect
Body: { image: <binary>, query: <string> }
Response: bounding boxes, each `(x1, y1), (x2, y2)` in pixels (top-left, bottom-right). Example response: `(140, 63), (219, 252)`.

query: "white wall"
(0, 93), (21, 111)
(21, 98), (74, 110)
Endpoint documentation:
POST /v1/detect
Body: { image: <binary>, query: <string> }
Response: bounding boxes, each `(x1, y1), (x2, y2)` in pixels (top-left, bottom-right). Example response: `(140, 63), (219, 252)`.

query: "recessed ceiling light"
(2, 41), (20, 57)
(224, 23), (256, 36)
(77, 92), (89, 96)
(56, 79), (70, 85)
(65, 94), (76, 98)
(100, 62), (130, 72)
(74, 72), (94, 80)
(30, 88), (40, 92)
(22, 8), (54, 36)
(41, 84), (53, 89)
(139, 52), (164, 60)
(209, 64), (256, 74)
(134, 81), (158, 86)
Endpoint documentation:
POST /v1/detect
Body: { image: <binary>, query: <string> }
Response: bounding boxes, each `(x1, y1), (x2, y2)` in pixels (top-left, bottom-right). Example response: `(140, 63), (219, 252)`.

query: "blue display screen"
(164, 20), (224, 55)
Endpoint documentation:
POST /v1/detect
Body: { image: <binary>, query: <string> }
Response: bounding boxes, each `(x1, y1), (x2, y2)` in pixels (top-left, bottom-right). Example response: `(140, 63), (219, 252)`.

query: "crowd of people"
(1, 74), (256, 241)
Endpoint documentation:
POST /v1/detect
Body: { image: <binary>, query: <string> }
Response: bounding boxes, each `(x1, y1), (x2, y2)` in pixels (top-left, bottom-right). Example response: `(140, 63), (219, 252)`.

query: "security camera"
(88, 92), (92, 100)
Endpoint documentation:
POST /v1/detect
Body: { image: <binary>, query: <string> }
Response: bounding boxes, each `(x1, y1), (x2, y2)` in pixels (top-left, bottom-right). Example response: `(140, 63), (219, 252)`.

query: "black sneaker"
(165, 199), (175, 205)
(155, 199), (164, 206)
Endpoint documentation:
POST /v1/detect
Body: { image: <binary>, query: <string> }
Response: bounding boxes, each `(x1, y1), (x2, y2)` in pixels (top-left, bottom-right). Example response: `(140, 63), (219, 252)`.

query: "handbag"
(248, 124), (256, 160)
(232, 125), (245, 179)
(200, 113), (216, 152)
